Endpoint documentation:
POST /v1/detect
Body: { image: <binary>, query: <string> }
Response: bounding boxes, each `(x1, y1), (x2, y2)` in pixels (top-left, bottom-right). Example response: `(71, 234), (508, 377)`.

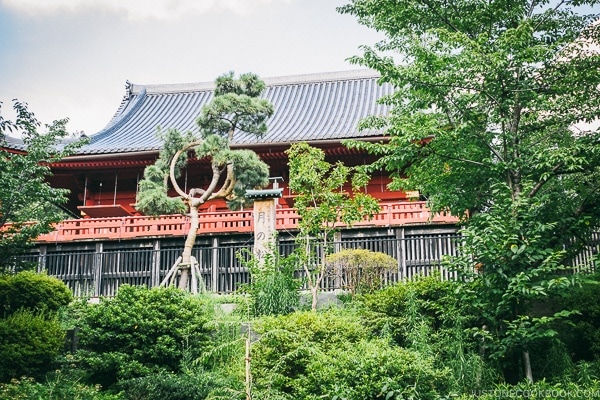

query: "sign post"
(245, 188), (283, 262)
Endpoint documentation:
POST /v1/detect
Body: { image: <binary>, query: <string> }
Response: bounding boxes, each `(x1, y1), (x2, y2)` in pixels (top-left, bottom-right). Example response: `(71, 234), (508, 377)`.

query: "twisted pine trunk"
(178, 204), (199, 291)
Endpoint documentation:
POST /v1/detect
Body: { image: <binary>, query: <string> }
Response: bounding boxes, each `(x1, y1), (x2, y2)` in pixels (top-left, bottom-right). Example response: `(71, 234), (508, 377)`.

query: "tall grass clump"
(241, 248), (301, 317)
(357, 274), (497, 395)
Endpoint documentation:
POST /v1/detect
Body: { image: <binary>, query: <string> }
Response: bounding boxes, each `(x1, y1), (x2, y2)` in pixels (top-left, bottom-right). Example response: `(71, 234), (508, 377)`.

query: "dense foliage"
(339, 0), (600, 380)
(73, 285), (213, 390)
(359, 275), (467, 345)
(0, 309), (65, 381)
(251, 309), (450, 400)
(1, 275), (600, 398)
(0, 374), (122, 400)
(0, 271), (72, 382)
(555, 273), (600, 362)
(358, 275), (499, 393)
(339, 0), (600, 219)
(115, 371), (229, 400)
(286, 142), (380, 310)
(0, 100), (84, 270)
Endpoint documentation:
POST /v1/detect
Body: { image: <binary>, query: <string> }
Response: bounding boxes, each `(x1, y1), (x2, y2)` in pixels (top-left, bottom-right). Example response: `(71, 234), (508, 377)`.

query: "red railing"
(34, 201), (457, 243)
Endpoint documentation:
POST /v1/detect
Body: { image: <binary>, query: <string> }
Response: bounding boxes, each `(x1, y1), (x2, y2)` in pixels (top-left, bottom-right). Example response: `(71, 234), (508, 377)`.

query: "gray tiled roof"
(1, 134), (25, 151)
(84, 69), (393, 154)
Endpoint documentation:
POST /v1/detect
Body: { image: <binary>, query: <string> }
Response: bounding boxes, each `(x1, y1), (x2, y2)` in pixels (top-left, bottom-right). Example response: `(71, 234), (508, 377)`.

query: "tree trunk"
(311, 286), (318, 312)
(523, 350), (533, 384)
(179, 204), (199, 291)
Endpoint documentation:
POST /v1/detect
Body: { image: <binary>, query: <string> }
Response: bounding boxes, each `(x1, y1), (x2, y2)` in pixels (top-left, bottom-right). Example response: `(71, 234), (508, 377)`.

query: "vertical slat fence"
(12, 231), (596, 296)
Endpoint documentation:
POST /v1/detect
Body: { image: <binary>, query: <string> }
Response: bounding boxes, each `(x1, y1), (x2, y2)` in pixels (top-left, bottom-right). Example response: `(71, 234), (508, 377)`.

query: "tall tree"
(136, 72), (274, 291)
(339, 0), (600, 381)
(287, 142), (380, 311)
(0, 100), (83, 270)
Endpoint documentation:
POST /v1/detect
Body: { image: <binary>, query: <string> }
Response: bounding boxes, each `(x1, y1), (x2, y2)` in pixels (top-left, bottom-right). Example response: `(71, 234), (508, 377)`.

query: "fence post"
(436, 235), (442, 279)
(37, 245), (47, 273)
(333, 232), (343, 290)
(93, 242), (103, 297)
(447, 234), (457, 280)
(151, 240), (161, 288)
(396, 228), (407, 281)
(211, 237), (219, 292)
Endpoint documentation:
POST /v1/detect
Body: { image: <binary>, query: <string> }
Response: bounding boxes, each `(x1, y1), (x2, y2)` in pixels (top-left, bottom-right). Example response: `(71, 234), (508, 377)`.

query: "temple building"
(5, 70), (460, 296)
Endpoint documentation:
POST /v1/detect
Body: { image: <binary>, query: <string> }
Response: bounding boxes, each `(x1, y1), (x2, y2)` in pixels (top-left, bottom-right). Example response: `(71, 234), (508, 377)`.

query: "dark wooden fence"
(14, 231), (598, 297)
(14, 232), (463, 297)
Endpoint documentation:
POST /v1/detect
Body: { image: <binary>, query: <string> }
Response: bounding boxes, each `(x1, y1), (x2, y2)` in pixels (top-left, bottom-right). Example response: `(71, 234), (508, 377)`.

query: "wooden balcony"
(35, 201), (458, 243)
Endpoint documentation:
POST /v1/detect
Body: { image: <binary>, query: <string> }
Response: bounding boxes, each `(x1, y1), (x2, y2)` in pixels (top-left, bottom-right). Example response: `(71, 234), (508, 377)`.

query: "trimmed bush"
(0, 271), (72, 317)
(325, 248), (397, 295)
(75, 285), (213, 390)
(0, 309), (65, 382)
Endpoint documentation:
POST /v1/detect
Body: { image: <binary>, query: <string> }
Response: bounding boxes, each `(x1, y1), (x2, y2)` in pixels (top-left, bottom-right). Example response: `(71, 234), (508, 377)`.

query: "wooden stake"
(160, 256), (182, 287)
(245, 335), (252, 400)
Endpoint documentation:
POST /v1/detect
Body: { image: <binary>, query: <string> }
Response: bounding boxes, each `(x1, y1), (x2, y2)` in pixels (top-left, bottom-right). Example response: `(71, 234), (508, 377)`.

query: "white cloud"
(1, 0), (290, 20)
(1, 0), (380, 135)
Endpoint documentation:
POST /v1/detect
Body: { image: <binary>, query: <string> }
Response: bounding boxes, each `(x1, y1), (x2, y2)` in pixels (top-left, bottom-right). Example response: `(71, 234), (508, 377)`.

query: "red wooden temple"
(2, 70), (460, 295)
(23, 69), (458, 242)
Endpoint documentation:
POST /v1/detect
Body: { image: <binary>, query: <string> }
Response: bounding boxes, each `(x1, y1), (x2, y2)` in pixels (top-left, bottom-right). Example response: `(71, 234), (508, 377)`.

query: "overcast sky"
(0, 0), (383, 136)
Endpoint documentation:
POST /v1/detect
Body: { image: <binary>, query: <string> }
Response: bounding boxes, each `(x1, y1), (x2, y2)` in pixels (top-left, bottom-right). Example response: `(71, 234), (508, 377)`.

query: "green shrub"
(75, 285), (213, 390)
(554, 273), (600, 361)
(117, 371), (227, 400)
(0, 309), (65, 382)
(357, 274), (466, 345)
(251, 310), (371, 397)
(251, 309), (450, 400)
(0, 373), (123, 400)
(242, 248), (301, 317)
(0, 271), (72, 317)
(255, 309), (369, 346)
(527, 338), (574, 382)
(325, 248), (397, 295)
(297, 339), (450, 400)
(357, 276), (497, 393)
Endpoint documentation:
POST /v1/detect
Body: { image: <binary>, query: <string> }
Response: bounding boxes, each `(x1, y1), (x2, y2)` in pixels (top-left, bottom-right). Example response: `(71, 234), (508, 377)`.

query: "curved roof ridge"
(131, 81), (215, 95)
(263, 69), (380, 87)
(129, 69), (380, 95)
(79, 69), (392, 154)
(92, 88), (148, 141)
